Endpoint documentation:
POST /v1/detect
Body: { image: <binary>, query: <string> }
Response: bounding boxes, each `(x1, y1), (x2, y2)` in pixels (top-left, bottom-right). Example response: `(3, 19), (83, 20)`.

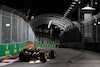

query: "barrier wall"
(66, 42), (100, 53)
(0, 42), (26, 56)
(26, 41), (56, 47)
(67, 42), (84, 50)
(84, 42), (100, 53)
(0, 41), (56, 57)
(34, 44), (56, 47)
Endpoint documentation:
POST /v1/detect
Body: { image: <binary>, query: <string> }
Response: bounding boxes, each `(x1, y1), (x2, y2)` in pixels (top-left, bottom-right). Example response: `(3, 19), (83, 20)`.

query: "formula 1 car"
(19, 47), (57, 62)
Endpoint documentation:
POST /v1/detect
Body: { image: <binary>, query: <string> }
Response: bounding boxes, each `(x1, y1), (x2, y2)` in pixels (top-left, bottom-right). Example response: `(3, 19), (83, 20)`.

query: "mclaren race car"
(19, 47), (57, 62)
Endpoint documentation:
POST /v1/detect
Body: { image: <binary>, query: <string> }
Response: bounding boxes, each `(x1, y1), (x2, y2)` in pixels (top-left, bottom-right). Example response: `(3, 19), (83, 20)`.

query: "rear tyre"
(50, 50), (54, 59)
(40, 52), (46, 62)
(19, 52), (25, 62)
(19, 52), (30, 62)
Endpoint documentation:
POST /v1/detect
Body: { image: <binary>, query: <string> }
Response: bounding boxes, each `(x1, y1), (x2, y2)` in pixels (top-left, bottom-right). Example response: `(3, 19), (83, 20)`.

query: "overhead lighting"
(27, 10), (30, 15)
(69, 7), (72, 9)
(48, 21), (52, 29)
(68, 9), (71, 12)
(98, 22), (100, 24)
(31, 16), (34, 20)
(66, 11), (69, 14)
(78, 1), (81, 4)
(6, 24), (10, 27)
(94, 23), (96, 26)
(72, 2), (76, 4)
(95, 1), (97, 5)
(71, 5), (74, 7)
(63, 11), (69, 17)
(26, 15), (29, 19)
(74, 0), (78, 2)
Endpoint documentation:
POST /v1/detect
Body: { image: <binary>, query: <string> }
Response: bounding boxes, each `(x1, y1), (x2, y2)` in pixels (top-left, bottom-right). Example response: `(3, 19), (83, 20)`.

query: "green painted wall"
(0, 42), (26, 56)
(34, 44), (56, 47)
(0, 41), (56, 57)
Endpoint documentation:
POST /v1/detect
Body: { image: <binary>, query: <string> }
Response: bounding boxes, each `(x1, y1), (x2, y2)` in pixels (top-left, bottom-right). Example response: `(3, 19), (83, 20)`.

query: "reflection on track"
(3, 47), (100, 67)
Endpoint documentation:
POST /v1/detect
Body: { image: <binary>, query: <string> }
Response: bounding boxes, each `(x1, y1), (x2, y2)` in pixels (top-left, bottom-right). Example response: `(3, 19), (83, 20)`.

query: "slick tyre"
(50, 50), (54, 59)
(19, 52), (25, 62)
(40, 53), (46, 62)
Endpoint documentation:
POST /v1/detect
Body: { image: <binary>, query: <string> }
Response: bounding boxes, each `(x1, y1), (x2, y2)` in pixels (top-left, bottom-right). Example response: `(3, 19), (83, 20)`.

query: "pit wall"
(0, 41), (56, 57)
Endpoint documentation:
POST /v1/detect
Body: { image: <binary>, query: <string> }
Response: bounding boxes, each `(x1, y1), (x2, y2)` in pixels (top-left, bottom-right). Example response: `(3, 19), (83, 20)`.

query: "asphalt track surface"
(3, 47), (100, 67)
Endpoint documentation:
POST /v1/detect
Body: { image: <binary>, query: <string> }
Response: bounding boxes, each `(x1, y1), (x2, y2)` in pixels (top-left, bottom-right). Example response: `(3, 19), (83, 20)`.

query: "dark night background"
(0, 0), (73, 15)
(0, 0), (100, 20)
(0, 0), (100, 44)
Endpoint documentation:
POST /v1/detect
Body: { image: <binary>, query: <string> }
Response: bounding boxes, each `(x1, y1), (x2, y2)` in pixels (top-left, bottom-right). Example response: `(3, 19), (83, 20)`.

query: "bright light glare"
(95, 2), (97, 5)
(31, 16), (34, 20)
(74, 0), (78, 2)
(68, 10), (71, 11)
(6, 24), (10, 26)
(47, 59), (50, 61)
(78, 1), (81, 4)
(35, 60), (40, 63)
(69, 7), (72, 9)
(71, 5), (74, 7)
(72, 2), (76, 4)
(29, 60), (35, 63)
(94, 23), (96, 26)
(66, 11), (69, 14)
(98, 22), (100, 24)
